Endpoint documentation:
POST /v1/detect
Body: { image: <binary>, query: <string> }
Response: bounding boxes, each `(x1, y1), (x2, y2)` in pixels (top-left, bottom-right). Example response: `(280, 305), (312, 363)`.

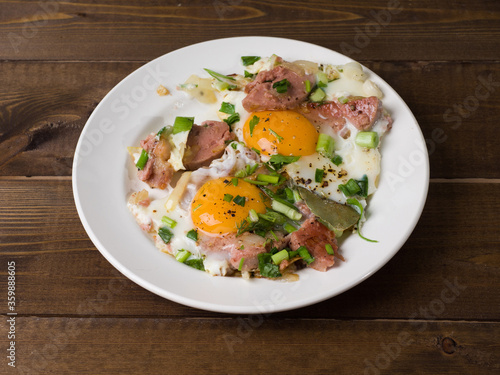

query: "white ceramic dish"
(72, 37), (429, 314)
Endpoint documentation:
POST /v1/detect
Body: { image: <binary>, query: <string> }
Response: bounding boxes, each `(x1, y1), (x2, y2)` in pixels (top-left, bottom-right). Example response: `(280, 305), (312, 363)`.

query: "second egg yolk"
(243, 110), (318, 157)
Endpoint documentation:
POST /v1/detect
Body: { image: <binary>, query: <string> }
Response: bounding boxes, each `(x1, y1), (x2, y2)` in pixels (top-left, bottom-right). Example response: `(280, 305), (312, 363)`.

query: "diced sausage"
(243, 65), (315, 112)
(340, 96), (381, 130)
(289, 217), (338, 272)
(183, 120), (234, 170)
(137, 135), (174, 190)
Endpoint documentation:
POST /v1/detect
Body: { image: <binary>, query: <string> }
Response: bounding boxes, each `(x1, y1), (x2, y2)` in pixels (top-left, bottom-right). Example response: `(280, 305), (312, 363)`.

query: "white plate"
(73, 37), (429, 314)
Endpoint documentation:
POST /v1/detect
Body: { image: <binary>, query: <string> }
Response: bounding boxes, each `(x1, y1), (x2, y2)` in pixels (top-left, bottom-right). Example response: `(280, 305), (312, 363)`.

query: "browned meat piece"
(137, 134), (174, 190)
(340, 96), (381, 130)
(290, 217), (338, 272)
(183, 120), (234, 170)
(243, 65), (315, 112)
(299, 101), (349, 138)
(198, 232), (269, 272)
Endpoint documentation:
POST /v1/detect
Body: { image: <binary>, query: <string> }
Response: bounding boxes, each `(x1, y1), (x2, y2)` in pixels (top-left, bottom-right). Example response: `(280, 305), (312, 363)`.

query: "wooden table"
(1, 1), (499, 373)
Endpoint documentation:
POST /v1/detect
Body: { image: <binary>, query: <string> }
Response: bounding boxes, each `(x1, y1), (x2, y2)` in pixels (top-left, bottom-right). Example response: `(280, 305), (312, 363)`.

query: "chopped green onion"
(339, 178), (362, 197)
(357, 175), (369, 198)
(232, 178), (238, 186)
(248, 163), (259, 175)
(186, 229), (198, 241)
(258, 253), (282, 278)
(271, 249), (289, 265)
(257, 174), (280, 184)
(135, 149), (149, 170)
(161, 216), (177, 228)
(325, 243), (335, 255)
(233, 195), (246, 207)
(158, 227), (173, 244)
(219, 102), (235, 114)
(243, 178), (268, 186)
(185, 258), (204, 270)
(251, 147), (261, 155)
(309, 87), (326, 102)
(305, 80), (311, 93)
(284, 188), (294, 201)
(156, 126), (166, 137)
(269, 230), (278, 241)
(315, 168), (324, 183)
(338, 96), (349, 104)
(259, 211), (286, 225)
(283, 222), (297, 233)
(338, 184), (351, 197)
(241, 56), (261, 66)
(346, 198), (378, 243)
(234, 169), (246, 178)
(223, 194), (233, 202)
(172, 116), (194, 134)
(271, 200), (302, 221)
(248, 209), (259, 222)
(244, 70), (254, 78)
(267, 154), (301, 170)
(288, 250), (299, 258)
(224, 113), (240, 126)
(249, 115), (259, 137)
(316, 133), (335, 158)
(261, 187), (298, 210)
(204, 68), (236, 81)
(175, 249), (191, 263)
(192, 203), (202, 212)
(293, 189), (302, 202)
(316, 71), (328, 86)
(237, 163), (259, 178)
(297, 246), (314, 264)
(332, 154), (343, 166)
(238, 258), (245, 271)
(258, 212), (276, 223)
(273, 79), (291, 93)
(268, 128), (284, 143)
(231, 142), (238, 150)
(355, 131), (379, 148)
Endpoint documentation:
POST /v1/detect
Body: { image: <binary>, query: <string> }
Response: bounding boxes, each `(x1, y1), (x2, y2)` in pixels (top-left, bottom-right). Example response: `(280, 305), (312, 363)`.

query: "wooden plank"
(0, 0), (499, 61)
(1, 61), (499, 178)
(0, 178), (498, 319)
(2, 317), (498, 374)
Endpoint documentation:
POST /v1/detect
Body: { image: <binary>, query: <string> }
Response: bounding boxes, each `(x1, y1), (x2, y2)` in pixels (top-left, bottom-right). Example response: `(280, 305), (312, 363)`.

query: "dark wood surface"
(1, 1), (499, 374)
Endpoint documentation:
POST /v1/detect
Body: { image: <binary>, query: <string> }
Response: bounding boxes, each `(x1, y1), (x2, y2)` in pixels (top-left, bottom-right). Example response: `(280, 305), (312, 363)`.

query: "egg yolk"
(191, 177), (267, 235)
(243, 110), (318, 156)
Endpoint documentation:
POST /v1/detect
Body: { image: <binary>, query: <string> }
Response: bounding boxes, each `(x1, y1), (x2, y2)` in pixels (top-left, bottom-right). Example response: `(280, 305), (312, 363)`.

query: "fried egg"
(191, 177), (267, 235)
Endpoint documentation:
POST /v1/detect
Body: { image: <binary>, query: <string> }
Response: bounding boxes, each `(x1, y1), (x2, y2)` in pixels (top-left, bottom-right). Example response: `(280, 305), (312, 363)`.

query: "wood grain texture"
(0, 0), (499, 61)
(1, 178), (498, 319)
(1, 317), (497, 374)
(1, 61), (499, 178)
